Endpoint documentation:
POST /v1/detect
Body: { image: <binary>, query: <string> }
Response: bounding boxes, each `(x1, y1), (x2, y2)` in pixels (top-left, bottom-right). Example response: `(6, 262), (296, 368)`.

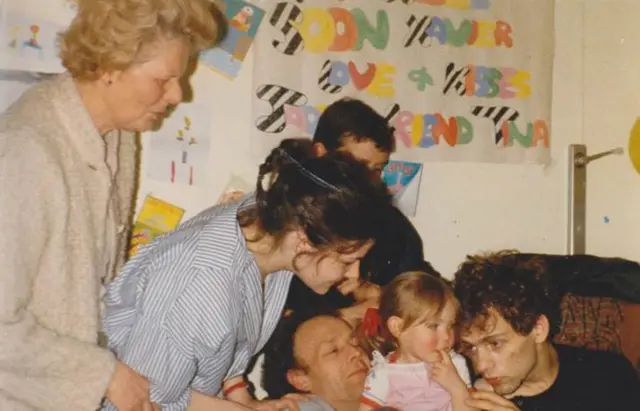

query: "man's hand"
(465, 391), (520, 411)
(249, 393), (309, 411)
(105, 361), (154, 411)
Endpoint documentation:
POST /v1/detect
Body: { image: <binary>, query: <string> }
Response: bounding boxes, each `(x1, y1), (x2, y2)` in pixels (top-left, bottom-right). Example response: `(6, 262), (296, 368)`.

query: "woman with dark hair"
(103, 138), (394, 410)
(284, 228), (439, 325)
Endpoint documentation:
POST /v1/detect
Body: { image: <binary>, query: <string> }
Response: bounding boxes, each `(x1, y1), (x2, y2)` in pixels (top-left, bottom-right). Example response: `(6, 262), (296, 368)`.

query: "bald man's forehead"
(293, 316), (351, 362)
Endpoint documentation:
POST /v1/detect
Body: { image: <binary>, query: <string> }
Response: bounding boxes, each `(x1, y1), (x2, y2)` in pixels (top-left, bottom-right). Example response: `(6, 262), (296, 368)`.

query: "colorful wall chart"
(251, 0), (554, 164)
(382, 160), (423, 217)
(200, 0), (265, 79)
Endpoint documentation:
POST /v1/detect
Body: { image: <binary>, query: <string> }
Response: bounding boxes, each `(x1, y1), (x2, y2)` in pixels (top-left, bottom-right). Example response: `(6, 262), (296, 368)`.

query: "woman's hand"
(105, 361), (154, 411)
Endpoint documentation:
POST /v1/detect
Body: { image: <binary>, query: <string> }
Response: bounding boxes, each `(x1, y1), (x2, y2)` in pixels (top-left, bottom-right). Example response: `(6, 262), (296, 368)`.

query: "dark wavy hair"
(452, 250), (561, 339)
(238, 137), (393, 259)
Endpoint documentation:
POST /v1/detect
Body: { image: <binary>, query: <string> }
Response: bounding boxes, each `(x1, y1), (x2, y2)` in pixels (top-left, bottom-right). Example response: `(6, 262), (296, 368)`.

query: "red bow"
(362, 308), (384, 338)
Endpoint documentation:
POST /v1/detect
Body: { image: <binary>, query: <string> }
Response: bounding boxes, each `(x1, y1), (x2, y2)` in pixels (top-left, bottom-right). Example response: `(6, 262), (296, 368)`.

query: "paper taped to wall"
(382, 160), (424, 217)
(146, 102), (213, 187)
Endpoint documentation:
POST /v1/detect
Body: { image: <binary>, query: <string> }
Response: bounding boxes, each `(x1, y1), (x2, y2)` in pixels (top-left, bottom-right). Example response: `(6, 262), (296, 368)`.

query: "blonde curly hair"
(59, 0), (225, 80)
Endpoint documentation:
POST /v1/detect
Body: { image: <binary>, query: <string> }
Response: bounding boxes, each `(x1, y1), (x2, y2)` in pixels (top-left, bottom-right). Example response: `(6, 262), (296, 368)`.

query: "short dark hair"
(453, 250), (561, 339)
(262, 311), (340, 399)
(313, 98), (394, 153)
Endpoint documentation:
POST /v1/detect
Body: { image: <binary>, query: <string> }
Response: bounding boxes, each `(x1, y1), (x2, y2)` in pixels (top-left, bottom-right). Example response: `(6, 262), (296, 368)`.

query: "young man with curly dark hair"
(453, 251), (640, 411)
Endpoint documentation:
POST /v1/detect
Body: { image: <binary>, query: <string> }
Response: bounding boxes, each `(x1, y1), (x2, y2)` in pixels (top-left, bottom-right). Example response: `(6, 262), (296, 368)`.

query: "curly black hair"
(452, 250), (561, 339)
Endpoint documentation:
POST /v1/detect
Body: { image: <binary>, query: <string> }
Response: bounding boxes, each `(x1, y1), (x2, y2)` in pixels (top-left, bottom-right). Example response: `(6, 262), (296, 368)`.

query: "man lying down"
(262, 313), (368, 411)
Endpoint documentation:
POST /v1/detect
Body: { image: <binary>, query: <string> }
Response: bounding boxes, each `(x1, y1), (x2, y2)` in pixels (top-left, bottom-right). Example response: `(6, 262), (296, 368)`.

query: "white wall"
(137, 0), (640, 278)
(581, 0), (640, 260)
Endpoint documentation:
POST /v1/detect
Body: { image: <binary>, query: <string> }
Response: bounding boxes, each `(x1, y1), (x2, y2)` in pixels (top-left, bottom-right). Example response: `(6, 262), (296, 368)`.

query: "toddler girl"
(358, 271), (476, 411)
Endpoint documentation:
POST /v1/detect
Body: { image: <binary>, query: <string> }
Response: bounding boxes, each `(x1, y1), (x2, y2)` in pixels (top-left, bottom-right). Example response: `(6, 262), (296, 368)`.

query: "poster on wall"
(146, 102), (213, 187)
(251, 0), (554, 164)
(0, 0), (76, 72)
(200, 0), (265, 80)
(382, 160), (423, 217)
(129, 195), (185, 257)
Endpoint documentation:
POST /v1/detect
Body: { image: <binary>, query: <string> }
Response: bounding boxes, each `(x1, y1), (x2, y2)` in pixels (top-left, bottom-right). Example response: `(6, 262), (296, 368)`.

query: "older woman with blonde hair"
(0, 0), (223, 410)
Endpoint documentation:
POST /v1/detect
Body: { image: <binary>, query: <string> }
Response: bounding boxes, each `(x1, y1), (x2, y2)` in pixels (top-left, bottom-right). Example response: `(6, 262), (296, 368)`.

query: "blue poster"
(200, 0), (265, 80)
(382, 160), (423, 216)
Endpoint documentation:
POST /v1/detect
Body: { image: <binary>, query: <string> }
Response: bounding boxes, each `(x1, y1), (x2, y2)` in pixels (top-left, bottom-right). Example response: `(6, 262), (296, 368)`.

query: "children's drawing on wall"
(0, 12), (64, 72)
(199, 0), (265, 79)
(146, 103), (212, 187)
(382, 161), (424, 217)
(129, 195), (185, 257)
(174, 116), (199, 184)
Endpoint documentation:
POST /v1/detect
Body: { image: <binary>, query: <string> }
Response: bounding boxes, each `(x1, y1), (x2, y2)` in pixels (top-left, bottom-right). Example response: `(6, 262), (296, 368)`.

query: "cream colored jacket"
(0, 73), (138, 410)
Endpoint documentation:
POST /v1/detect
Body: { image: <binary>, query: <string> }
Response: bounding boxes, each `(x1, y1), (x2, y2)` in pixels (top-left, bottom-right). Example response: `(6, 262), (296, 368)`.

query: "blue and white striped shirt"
(102, 196), (293, 410)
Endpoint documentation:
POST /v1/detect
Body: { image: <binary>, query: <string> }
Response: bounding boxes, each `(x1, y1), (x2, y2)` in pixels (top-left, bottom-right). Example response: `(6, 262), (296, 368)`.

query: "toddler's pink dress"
(360, 351), (471, 411)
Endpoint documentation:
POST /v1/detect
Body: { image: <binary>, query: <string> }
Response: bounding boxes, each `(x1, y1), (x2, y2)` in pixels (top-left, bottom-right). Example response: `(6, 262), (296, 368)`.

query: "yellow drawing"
(128, 195), (185, 257)
(230, 5), (254, 32)
(628, 118), (640, 174)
